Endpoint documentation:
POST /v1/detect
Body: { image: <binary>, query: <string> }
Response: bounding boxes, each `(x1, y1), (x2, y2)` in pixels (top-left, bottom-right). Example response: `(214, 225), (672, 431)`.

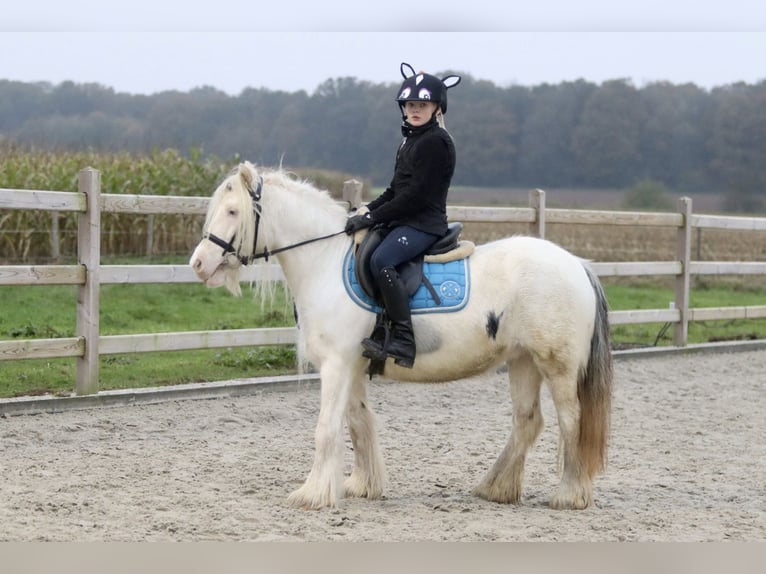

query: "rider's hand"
(344, 212), (374, 235)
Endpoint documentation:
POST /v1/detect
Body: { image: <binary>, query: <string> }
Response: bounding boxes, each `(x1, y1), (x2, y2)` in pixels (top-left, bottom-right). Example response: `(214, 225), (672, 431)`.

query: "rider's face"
(404, 101), (439, 127)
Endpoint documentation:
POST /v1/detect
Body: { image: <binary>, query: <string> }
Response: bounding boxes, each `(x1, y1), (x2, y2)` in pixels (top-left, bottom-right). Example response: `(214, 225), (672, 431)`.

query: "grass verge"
(1, 278), (765, 398)
(1, 281), (297, 398)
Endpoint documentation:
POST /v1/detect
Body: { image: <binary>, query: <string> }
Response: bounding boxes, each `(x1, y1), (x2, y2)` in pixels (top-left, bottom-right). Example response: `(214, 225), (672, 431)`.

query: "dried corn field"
(460, 222), (766, 264)
(0, 149), (367, 263)
(4, 214), (766, 266)
(3, 147), (764, 264)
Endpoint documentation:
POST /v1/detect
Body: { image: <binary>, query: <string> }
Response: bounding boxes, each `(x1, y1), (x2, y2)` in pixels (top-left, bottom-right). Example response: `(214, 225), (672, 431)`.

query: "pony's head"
(189, 161), (260, 296)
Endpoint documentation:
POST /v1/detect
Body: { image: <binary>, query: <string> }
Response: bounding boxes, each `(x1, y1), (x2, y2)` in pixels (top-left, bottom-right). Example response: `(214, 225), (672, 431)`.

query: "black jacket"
(366, 118), (456, 237)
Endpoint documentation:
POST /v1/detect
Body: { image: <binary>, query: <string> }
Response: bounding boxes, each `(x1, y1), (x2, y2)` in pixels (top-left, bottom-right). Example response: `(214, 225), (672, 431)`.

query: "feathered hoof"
(472, 482), (521, 505)
(549, 488), (591, 510)
(344, 473), (383, 500)
(287, 484), (337, 510)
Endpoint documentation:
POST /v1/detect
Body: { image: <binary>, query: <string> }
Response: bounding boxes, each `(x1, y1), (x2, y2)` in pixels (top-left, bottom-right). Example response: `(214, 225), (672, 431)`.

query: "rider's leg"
(361, 226), (438, 368)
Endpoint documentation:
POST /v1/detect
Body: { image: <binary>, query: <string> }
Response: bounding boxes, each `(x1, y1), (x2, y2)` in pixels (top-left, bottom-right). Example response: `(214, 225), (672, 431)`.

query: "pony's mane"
(203, 162), (347, 299)
(262, 168), (347, 222)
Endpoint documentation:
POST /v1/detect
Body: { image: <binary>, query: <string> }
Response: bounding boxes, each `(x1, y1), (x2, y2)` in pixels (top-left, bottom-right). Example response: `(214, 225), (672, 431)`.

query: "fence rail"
(2, 168), (765, 395)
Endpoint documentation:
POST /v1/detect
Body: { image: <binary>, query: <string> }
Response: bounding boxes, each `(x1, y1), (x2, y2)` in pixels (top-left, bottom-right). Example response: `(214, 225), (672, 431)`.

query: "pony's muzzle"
(189, 245), (218, 282)
(189, 252), (208, 280)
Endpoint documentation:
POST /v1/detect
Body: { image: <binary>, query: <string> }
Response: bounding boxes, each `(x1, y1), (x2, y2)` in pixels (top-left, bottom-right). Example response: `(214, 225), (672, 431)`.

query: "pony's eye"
(227, 208), (239, 217)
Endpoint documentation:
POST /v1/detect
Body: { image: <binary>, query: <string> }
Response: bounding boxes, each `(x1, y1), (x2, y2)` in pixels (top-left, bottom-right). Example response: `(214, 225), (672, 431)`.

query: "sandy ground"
(1, 349), (764, 542)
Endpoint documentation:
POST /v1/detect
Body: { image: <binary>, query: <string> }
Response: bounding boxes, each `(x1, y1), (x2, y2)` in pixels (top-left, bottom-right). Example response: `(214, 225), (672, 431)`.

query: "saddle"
(351, 222), (473, 376)
(353, 222), (470, 303)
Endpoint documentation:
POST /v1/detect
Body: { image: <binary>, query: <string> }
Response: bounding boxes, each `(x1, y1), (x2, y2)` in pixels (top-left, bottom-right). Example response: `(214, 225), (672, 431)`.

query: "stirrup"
(391, 354), (414, 369)
(363, 325), (389, 377)
(361, 337), (387, 362)
(361, 313), (389, 362)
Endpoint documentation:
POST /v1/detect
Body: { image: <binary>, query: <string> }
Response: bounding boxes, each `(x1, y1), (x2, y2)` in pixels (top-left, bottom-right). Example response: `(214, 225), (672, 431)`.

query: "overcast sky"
(2, 2), (764, 95)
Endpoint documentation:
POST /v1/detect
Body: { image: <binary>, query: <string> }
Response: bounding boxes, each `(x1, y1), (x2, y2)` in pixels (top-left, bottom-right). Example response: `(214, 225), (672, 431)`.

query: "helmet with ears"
(395, 62), (462, 115)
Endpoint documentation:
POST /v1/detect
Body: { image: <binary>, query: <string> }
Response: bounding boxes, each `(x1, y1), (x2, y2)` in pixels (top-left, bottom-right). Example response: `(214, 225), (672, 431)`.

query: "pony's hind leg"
(547, 372), (592, 509)
(344, 372), (386, 500)
(287, 357), (353, 510)
(474, 354), (543, 504)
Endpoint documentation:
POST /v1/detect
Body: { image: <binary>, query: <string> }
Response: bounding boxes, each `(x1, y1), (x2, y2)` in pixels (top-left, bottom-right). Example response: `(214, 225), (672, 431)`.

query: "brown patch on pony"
(485, 311), (503, 341)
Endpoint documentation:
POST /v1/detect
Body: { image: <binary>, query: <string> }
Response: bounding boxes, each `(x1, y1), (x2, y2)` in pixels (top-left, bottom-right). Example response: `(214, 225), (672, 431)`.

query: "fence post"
(76, 168), (101, 395)
(674, 196), (692, 347)
(529, 189), (546, 239)
(343, 179), (364, 210)
(146, 214), (155, 257)
(50, 211), (61, 262)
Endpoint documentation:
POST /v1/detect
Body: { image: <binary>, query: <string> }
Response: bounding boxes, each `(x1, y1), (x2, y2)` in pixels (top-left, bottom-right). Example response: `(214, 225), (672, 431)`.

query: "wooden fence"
(2, 167), (766, 395)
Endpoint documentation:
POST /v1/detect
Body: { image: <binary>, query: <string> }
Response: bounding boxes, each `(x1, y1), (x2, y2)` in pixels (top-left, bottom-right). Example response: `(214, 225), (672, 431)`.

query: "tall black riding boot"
(363, 266), (416, 368)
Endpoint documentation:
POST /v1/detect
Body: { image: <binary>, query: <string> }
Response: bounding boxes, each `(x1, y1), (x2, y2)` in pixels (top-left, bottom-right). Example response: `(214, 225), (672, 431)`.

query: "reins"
(251, 229), (347, 262)
(202, 174), (346, 265)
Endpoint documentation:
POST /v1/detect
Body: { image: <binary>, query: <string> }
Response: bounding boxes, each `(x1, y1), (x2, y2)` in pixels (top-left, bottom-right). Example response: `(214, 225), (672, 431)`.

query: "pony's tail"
(578, 265), (614, 479)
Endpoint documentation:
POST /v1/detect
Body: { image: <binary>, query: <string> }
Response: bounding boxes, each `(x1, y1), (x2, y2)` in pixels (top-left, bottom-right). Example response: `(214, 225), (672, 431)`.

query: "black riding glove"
(344, 212), (374, 235)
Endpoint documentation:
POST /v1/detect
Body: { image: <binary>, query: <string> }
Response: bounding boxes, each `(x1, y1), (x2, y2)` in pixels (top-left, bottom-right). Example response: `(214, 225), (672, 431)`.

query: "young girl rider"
(344, 62), (461, 368)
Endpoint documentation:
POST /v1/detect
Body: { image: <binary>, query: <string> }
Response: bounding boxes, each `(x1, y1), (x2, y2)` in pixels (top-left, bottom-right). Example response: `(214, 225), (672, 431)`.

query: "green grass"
(0, 282), (293, 336)
(0, 282), (297, 398)
(1, 279), (765, 398)
(604, 280), (766, 348)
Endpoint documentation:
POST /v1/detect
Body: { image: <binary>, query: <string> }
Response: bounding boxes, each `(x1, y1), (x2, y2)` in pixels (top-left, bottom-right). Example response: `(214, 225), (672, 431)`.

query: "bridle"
(201, 174), (346, 265)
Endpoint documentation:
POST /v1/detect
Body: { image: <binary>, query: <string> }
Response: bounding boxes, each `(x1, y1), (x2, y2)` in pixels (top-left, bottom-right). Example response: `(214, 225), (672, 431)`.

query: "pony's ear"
(239, 162), (255, 189)
(400, 62), (416, 79)
(442, 74), (462, 89)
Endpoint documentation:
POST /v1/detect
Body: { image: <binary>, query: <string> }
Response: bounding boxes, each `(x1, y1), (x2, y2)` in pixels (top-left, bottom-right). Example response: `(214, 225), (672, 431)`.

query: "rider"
(344, 63), (461, 368)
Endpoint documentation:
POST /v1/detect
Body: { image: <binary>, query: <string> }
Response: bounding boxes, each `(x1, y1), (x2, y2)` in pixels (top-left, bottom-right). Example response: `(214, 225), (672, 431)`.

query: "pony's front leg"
(287, 358), (353, 510)
(344, 368), (386, 500)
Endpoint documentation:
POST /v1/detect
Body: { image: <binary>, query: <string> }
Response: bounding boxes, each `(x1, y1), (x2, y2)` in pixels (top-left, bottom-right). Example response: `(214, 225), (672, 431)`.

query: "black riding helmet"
(396, 62), (461, 120)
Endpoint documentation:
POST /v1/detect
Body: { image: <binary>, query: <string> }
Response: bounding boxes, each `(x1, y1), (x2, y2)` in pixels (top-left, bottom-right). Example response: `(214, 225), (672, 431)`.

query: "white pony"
(190, 161), (613, 510)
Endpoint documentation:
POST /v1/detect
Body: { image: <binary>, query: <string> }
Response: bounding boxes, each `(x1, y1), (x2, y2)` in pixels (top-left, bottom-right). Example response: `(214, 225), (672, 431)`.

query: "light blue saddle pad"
(342, 245), (471, 315)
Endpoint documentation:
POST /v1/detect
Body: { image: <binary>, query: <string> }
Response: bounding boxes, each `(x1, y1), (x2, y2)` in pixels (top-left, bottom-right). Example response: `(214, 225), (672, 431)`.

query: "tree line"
(1, 74), (764, 210)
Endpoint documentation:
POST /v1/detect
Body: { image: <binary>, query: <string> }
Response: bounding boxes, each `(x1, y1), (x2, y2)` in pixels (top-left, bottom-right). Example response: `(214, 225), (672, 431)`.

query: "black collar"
(401, 116), (439, 137)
